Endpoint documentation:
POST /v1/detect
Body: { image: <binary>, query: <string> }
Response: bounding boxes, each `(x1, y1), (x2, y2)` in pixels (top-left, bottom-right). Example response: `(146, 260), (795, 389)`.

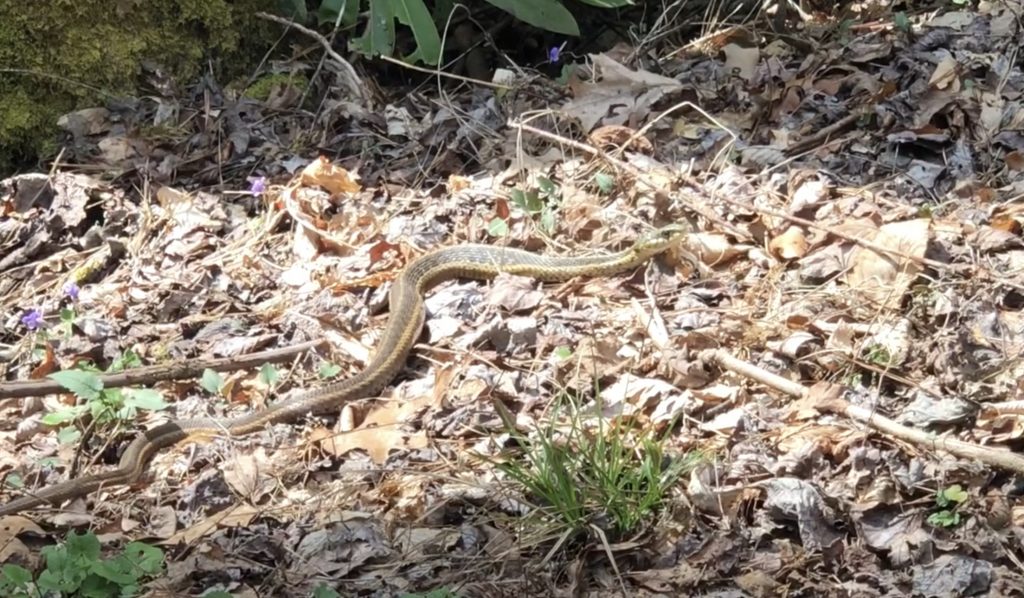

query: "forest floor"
(2, 3), (1024, 597)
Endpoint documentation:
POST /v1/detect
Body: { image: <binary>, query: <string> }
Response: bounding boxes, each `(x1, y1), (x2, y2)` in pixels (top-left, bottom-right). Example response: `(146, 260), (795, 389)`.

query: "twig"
(378, 55), (510, 90)
(0, 340), (326, 400)
(980, 401), (1024, 417)
(703, 348), (1024, 476)
(254, 12), (370, 106)
(781, 109), (864, 157)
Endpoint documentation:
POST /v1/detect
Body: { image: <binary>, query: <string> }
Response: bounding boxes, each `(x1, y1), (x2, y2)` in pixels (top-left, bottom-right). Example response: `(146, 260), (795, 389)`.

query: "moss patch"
(0, 0), (278, 175)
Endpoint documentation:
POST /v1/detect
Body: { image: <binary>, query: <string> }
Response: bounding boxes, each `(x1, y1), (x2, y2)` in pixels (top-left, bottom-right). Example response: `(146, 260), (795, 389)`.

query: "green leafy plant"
(312, 585), (342, 598)
(892, 11), (911, 33)
(285, 0), (633, 67)
(487, 217), (510, 238)
(927, 484), (969, 528)
(0, 532), (164, 598)
(487, 177), (563, 237)
(592, 172), (615, 195)
(200, 368), (226, 395)
(492, 391), (699, 540)
(258, 363), (280, 387)
(318, 362), (344, 379)
(43, 358), (168, 444)
(862, 343), (893, 367)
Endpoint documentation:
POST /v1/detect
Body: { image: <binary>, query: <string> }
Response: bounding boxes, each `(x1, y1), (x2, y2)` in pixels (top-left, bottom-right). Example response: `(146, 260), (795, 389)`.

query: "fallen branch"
(702, 348), (1024, 476)
(0, 339), (326, 400)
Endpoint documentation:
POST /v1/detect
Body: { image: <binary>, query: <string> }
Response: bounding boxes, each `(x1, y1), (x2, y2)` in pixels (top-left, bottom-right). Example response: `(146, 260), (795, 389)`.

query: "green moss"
(0, 0), (279, 175)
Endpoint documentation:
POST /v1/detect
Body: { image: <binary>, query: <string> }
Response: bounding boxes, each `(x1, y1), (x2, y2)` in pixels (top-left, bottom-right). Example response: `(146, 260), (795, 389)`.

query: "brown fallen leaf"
(844, 218), (930, 312)
(311, 425), (428, 465)
(299, 156), (361, 196)
(159, 503), (260, 546)
(769, 226), (809, 261)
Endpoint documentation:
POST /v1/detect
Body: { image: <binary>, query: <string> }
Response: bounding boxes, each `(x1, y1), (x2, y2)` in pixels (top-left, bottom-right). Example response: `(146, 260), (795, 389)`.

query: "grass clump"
(493, 392), (699, 544)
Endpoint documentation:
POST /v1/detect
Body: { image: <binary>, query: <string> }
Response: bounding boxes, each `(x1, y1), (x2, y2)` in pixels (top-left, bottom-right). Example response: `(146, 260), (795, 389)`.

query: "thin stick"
(703, 348), (1024, 476)
(0, 340), (326, 400)
(378, 55), (510, 90)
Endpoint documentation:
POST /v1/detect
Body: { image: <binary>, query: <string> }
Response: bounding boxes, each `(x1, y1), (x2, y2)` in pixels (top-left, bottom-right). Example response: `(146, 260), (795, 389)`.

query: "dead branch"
(0, 339), (326, 400)
(702, 348), (1024, 476)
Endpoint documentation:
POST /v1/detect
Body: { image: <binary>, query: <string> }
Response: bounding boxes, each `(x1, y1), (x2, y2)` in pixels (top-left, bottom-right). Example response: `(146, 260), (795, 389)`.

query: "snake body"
(0, 225), (686, 515)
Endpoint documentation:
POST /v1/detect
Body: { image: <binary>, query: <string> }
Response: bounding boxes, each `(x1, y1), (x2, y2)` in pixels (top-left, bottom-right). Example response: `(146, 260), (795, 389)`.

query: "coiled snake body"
(0, 225), (686, 515)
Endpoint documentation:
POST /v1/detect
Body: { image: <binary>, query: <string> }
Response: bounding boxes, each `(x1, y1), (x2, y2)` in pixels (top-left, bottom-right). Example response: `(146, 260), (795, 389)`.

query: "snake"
(0, 224), (687, 516)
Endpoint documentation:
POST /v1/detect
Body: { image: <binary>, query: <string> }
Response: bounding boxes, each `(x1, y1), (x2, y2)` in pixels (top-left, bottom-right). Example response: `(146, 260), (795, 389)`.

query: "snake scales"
(0, 225), (687, 515)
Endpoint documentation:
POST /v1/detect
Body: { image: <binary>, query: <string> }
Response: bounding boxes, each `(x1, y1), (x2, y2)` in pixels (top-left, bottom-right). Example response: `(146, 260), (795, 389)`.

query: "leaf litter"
(1, 3), (1024, 597)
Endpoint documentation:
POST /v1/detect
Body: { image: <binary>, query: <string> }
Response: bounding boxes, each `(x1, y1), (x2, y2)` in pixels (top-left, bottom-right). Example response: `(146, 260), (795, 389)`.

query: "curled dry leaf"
(159, 503), (261, 546)
(0, 515), (45, 566)
(587, 124), (654, 154)
(563, 53), (683, 132)
(769, 226), (809, 261)
(447, 174), (472, 193)
(300, 156), (361, 196)
(844, 218), (930, 312)
(223, 449), (277, 503)
(311, 426), (428, 465)
(685, 232), (743, 266)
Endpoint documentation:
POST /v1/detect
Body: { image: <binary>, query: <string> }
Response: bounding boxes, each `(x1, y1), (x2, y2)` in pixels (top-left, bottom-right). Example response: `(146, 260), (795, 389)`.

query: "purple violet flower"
(548, 45), (562, 64)
(248, 176), (267, 195)
(64, 282), (80, 301)
(21, 309), (43, 330)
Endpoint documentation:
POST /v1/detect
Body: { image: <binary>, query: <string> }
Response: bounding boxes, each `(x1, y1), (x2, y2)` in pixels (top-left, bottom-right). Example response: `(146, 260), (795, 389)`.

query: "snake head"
(633, 224), (688, 257)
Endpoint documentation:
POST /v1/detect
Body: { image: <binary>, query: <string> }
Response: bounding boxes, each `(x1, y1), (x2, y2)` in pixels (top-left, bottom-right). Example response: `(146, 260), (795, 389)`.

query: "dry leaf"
(300, 156), (361, 195)
(722, 44), (759, 81)
(563, 54), (683, 132)
(223, 449), (276, 502)
(160, 503), (260, 546)
(314, 426), (428, 464)
(0, 516), (43, 567)
(769, 227), (809, 261)
(587, 124), (654, 153)
(147, 506), (178, 538)
(929, 54), (960, 91)
(845, 219), (930, 311)
(447, 175), (471, 192)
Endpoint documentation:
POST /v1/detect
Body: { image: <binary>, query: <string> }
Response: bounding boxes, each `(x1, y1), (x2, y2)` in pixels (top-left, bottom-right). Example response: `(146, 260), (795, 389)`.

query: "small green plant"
(592, 172), (616, 195)
(0, 531), (164, 598)
(200, 368), (227, 395)
(312, 585), (341, 598)
(862, 343), (893, 367)
(318, 362), (344, 379)
(493, 392), (698, 540)
(893, 11), (911, 33)
(489, 176), (563, 238)
(43, 356), (168, 444)
(487, 217), (510, 238)
(927, 484), (969, 528)
(554, 62), (579, 86)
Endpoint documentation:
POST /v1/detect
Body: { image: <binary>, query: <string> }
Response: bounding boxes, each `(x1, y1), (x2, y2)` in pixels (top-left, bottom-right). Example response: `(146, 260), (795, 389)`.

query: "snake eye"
(633, 224), (685, 254)
(658, 224), (686, 242)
